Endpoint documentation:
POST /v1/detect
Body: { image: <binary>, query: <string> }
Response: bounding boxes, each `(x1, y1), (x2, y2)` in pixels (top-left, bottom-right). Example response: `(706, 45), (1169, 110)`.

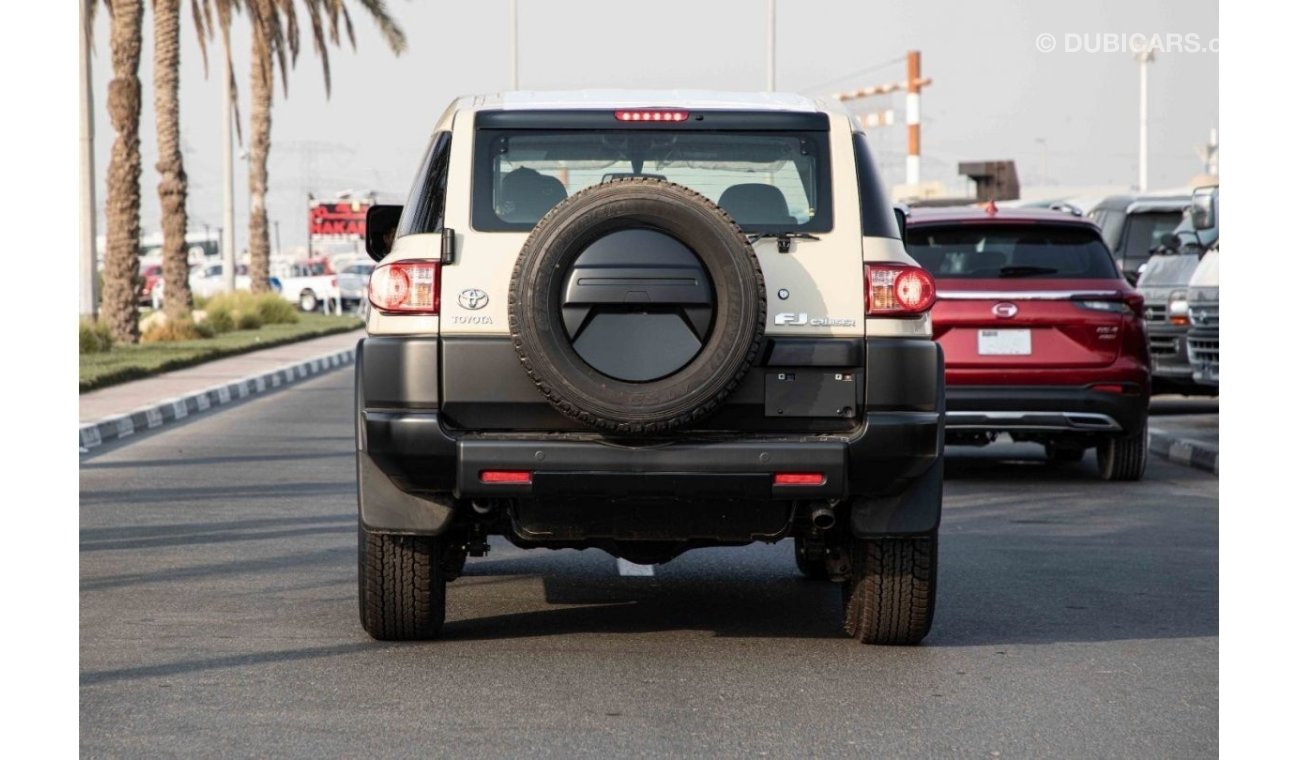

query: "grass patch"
(80, 313), (361, 393)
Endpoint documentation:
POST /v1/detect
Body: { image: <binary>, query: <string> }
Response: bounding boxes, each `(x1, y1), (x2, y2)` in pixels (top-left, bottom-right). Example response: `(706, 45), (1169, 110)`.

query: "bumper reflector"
(481, 470), (533, 484)
(773, 472), (826, 486)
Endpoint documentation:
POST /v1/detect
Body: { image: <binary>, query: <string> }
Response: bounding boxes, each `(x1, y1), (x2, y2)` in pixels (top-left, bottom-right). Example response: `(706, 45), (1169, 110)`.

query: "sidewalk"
(1149, 411), (1219, 476)
(80, 330), (362, 449)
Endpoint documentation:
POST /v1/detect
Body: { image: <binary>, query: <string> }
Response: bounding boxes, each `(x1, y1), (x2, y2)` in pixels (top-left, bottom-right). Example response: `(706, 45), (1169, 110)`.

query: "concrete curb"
(1149, 428), (1218, 476)
(79, 346), (355, 452)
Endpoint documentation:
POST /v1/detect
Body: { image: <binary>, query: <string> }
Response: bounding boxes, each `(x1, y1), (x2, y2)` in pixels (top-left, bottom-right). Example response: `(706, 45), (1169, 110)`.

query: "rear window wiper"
(747, 232), (821, 253)
(998, 265), (1058, 277)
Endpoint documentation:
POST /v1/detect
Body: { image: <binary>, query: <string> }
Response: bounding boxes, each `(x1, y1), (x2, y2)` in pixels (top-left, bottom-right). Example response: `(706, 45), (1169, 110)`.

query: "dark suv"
(353, 91), (946, 645)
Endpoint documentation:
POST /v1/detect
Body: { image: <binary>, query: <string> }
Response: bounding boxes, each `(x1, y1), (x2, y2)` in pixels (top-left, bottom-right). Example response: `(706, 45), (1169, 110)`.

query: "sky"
(87, 0), (1219, 254)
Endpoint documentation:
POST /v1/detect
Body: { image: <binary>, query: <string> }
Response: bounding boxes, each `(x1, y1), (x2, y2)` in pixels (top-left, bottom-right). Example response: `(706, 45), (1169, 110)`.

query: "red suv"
(906, 204), (1150, 480)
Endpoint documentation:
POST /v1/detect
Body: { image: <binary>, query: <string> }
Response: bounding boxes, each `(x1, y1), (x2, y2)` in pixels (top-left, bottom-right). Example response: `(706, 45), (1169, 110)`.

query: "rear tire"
(842, 532), (937, 645)
(794, 537), (829, 580)
(1097, 420), (1148, 481)
(358, 526), (447, 641)
(299, 290), (319, 312)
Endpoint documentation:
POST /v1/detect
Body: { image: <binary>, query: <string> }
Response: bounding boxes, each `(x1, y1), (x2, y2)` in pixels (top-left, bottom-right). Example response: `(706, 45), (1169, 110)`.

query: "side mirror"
(1190, 187), (1216, 231)
(365, 204), (403, 262)
(893, 205), (909, 246)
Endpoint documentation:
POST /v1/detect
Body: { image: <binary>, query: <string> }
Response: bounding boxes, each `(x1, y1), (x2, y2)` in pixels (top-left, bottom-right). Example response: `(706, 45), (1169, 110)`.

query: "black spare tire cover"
(509, 178), (765, 434)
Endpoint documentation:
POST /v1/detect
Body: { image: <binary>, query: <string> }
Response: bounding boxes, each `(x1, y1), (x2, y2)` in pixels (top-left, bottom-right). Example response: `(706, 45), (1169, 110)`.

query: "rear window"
(907, 224), (1119, 279)
(473, 129), (831, 233)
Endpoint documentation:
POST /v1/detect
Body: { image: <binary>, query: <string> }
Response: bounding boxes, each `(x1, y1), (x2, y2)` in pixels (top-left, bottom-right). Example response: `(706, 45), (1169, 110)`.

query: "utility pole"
(510, 0), (519, 90)
(766, 0), (776, 91)
(222, 50), (237, 291)
(80, 0), (98, 318)
(834, 50), (932, 186)
(1136, 47), (1155, 192)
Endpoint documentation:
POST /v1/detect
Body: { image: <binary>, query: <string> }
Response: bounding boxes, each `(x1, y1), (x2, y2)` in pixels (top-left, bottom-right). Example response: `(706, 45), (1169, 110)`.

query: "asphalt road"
(80, 370), (1218, 758)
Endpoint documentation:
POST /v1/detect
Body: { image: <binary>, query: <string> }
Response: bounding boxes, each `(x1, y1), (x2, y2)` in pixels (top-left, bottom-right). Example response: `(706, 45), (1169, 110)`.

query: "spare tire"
(509, 178), (765, 434)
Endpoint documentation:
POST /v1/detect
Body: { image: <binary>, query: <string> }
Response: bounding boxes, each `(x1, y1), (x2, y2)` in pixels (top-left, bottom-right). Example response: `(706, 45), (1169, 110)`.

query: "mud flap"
(357, 451), (456, 535)
(849, 457), (943, 537)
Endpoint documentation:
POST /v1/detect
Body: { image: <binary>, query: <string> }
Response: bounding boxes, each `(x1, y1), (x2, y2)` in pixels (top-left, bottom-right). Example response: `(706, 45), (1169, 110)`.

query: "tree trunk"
(247, 25), (273, 294)
(152, 0), (193, 321)
(104, 0), (144, 343)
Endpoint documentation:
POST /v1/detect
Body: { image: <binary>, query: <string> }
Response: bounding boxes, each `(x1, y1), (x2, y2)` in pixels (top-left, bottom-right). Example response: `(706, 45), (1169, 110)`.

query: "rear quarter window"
(906, 223), (1120, 279)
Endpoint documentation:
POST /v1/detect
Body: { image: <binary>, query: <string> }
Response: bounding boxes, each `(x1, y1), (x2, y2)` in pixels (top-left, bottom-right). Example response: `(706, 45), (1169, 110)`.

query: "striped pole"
(905, 50), (922, 186)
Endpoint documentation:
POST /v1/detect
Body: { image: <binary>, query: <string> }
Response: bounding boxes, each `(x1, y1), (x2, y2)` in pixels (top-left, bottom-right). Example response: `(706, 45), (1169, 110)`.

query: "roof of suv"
(908, 205), (1101, 228)
(463, 89), (838, 115)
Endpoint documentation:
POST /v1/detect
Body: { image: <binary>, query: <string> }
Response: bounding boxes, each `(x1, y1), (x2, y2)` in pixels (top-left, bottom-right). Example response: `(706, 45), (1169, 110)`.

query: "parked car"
(1184, 187), (1220, 388)
(1135, 186), (1219, 395)
(277, 259), (339, 312)
(152, 262), (276, 308)
(908, 204), (1150, 480)
(1088, 195), (1190, 284)
(336, 260), (374, 313)
(354, 90), (946, 645)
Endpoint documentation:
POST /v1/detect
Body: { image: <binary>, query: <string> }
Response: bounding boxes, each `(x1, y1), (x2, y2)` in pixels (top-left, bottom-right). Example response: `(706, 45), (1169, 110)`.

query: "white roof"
(490, 89), (824, 113)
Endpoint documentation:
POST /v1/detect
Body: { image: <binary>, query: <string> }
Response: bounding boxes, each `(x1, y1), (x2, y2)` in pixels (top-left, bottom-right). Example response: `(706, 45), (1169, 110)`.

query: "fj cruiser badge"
(458, 289), (489, 310)
(775, 312), (856, 327)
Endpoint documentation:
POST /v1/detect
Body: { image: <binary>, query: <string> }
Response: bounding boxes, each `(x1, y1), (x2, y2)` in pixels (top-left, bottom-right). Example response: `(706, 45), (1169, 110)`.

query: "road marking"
(616, 558), (655, 577)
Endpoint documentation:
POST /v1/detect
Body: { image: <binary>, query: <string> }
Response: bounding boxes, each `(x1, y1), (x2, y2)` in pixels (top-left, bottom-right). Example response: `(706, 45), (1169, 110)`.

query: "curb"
(79, 346), (355, 452)
(1149, 428), (1218, 476)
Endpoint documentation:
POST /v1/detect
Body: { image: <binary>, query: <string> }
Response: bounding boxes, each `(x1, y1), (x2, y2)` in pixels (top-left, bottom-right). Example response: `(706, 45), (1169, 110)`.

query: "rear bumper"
(363, 409), (941, 501)
(945, 384), (1147, 437)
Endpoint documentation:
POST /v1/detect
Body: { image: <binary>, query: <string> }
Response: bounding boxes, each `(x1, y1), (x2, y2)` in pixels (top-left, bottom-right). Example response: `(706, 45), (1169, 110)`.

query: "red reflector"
(1092, 384), (1125, 394)
(480, 470), (532, 484)
(773, 472), (826, 486)
(614, 109), (689, 122)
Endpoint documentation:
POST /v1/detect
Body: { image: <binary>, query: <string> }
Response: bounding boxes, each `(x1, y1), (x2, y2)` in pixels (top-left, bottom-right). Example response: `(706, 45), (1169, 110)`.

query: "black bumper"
(945, 385), (1147, 437)
(357, 336), (945, 537)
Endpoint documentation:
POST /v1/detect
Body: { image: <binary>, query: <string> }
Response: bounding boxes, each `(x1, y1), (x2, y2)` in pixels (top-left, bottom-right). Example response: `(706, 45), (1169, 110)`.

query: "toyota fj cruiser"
(355, 91), (944, 645)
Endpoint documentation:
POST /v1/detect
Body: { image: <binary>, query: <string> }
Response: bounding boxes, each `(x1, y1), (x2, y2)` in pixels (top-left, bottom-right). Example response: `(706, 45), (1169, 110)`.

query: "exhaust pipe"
(471, 499), (496, 516)
(809, 504), (836, 531)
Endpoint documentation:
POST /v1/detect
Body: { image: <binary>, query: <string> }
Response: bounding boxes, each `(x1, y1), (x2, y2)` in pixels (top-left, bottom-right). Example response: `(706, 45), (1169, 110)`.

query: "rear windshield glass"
(473, 130), (830, 233)
(907, 224), (1119, 279)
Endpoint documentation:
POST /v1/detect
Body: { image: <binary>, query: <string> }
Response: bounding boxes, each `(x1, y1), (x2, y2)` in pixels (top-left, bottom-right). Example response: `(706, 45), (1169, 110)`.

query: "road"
(80, 369), (1218, 758)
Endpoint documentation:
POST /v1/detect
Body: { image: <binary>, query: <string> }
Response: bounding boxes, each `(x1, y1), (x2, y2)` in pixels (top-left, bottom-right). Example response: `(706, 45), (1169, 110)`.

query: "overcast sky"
(88, 0), (1218, 253)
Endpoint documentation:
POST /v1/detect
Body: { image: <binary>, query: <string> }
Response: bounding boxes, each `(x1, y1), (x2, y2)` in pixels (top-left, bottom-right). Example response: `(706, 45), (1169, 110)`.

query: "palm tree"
(152, 0), (212, 321)
(244, 0), (407, 293)
(102, 0), (146, 343)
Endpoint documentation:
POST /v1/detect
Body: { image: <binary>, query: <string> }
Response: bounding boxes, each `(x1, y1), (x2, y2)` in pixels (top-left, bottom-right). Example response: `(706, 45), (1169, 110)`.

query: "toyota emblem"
(458, 289), (489, 310)
(992, 302), (1018, 318)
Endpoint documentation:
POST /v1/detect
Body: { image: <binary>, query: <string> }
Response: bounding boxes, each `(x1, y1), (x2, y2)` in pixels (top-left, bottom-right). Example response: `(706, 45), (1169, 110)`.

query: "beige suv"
(355, 91), (945, 645)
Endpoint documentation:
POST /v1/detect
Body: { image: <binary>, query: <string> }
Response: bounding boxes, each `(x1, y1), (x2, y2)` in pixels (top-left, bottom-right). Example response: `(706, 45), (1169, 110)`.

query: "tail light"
(865, 264), (936, 315)
(773, 472), (826, 486)
(369, 260), (440, 314)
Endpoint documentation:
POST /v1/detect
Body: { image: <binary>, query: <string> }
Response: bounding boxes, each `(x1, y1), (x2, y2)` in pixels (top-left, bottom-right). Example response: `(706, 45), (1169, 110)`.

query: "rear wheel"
(358, 526), (447, 641)
(842, 532), (937, 645)
(794, 537), (829, 580)
(299, 290), (319, 312)
(1097, 420), (1148, 481)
